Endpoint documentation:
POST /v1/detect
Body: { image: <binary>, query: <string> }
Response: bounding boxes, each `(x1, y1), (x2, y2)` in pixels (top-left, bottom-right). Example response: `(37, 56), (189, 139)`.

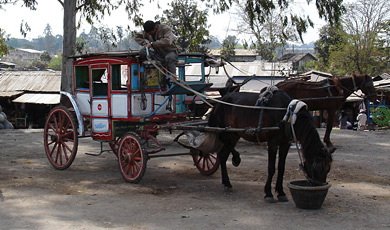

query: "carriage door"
(90, 64), (111, 140)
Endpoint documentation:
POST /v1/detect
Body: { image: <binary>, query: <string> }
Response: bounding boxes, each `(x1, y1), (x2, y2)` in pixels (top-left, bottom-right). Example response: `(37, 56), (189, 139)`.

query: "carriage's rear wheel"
(44, 106), (78, 170)
(118, 132), (147, 183)
(191, 149), (219, 176)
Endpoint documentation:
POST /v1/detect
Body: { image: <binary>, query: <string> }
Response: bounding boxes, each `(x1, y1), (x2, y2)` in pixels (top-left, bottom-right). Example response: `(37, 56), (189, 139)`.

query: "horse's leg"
(324, 110), (335, 148)
(220, 134), (241, 167)
(275, 140), (290, 202)
(264, 138), (278, 203)
(218, 145), (232, 188)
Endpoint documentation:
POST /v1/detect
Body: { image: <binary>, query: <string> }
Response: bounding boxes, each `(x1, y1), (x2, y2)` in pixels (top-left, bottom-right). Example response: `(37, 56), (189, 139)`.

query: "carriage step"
(85, 142), (111, 156)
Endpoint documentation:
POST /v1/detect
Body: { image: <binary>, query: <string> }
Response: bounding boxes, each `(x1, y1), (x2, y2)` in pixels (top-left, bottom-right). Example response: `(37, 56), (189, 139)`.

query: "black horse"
(208, 90), (334, 202)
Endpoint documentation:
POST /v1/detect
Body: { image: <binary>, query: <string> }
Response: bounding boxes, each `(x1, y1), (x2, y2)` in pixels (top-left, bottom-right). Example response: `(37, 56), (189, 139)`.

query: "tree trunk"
(61, 0), (77, 96)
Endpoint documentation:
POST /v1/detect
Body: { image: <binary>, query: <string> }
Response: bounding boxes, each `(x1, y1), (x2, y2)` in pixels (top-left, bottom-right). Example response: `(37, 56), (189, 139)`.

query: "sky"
(0, 0), (325, 44)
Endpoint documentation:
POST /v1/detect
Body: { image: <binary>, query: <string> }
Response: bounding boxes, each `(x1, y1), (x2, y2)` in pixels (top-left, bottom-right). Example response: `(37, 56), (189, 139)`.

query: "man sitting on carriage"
(134, 20), (178, 78)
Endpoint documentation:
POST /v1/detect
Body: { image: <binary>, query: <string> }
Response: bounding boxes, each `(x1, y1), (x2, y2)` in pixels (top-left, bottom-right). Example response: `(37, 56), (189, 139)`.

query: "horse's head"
(303, 146), (334, 185)
(291, 105), (335, 185)
(357, 74), (377, 103)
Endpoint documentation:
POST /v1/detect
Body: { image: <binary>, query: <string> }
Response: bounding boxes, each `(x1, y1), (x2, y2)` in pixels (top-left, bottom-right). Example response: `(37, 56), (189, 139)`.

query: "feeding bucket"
(287, 180), (331, 209)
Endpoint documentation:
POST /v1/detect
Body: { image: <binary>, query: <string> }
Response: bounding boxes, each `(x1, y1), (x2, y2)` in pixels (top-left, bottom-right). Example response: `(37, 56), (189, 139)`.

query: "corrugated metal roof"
(185, 61), (292, 78)
(0, 71), (61, 92)
(209, 49), (258, 56)
(0, 91), (23, 98)
(12, 93), (60, 104)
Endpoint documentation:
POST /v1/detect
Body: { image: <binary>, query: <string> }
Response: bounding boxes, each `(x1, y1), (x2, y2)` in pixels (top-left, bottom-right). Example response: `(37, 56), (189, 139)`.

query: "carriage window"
(111, 64), (127, 90)
(75, 65), (89, 89)
(92, 68), (108, 96)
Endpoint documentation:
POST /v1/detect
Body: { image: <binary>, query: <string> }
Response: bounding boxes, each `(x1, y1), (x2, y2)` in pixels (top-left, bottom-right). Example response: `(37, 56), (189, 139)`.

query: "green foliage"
(47, 53), (62, 70)
(159, 0), (211, 52)
(256, 41), (277, 61)
(223, 0), (344, 42)
(314, 24), (347, 72)
(0, 28), (9, 56)
(314, 0), (390, 76)
(28, 58), (46, 70)
(75, 36), (88, 54)
(220, 35), (237, 61)
(40, 51), (51, 63)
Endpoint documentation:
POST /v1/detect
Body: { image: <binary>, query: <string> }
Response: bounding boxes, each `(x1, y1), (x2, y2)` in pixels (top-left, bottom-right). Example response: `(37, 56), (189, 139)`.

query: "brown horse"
(275, 74), (377, 148)
(208, 90), (334, 202)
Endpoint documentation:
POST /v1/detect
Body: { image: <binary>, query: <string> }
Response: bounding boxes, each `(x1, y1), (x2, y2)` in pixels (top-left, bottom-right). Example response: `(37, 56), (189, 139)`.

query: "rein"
(145, 49), (286, 111)
(337, 75), (373, 99)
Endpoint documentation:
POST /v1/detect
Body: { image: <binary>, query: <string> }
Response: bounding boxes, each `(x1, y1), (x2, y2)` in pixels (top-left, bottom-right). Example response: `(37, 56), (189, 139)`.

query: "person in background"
(356, 109), (367, 131)
(339, 110), (348, 129)
(0, 105), (14, 129)
(134, 20), (178, 78)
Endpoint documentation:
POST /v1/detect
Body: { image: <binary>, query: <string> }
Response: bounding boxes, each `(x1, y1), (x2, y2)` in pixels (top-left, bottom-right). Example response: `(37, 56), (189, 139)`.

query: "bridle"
(337, 75), (376, 99)
(284, 101), (329, 186)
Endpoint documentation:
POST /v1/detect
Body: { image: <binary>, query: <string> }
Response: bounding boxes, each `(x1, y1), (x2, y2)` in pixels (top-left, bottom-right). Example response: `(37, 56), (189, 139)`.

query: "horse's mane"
(293, 109), (331, 162)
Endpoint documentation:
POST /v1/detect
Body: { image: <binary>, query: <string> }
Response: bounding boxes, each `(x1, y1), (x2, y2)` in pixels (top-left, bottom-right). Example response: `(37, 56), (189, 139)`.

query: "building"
(209, 49), (259, 62)
(0, 70), (61, 128)
(5, 48), (44, 63)
(277, 53), (317, 72)
(0, 61), (16, 69)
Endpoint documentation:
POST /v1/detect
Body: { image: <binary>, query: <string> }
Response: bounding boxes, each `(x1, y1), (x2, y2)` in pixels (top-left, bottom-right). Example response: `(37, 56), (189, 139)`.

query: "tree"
(201, 0), (345, 41)
(220, 35), (237, 61)
(43, 24), (57, 54)
(158, 0), (211, 52)
(341, 0), (390, 75)
(235, 3), (298, 61)
(315, 0), (390, 76)
(2, 0), (345, 93)
(40, 51), (52, 63)
(47, 53), (62, 70)
(314, 24), (347, 72)
(0, 28), (8, 56)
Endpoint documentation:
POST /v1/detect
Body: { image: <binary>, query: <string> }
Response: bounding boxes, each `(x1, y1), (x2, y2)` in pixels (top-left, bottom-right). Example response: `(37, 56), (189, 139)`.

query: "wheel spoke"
(61, 140), (73, 153)
(53, 113), (59, 131)
(49, 142), (58, 157)
(62, 143), (69, 162)
(55, 143), (61, 164)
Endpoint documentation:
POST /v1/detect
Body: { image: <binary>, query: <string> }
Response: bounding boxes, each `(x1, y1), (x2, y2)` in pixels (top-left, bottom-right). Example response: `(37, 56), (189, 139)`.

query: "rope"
(144, 48), (286, 111)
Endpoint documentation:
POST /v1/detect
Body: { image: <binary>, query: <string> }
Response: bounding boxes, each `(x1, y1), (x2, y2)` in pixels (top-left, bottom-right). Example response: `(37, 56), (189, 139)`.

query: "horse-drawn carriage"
(43, 51), (221, 183)
(43, 51), (334, 202)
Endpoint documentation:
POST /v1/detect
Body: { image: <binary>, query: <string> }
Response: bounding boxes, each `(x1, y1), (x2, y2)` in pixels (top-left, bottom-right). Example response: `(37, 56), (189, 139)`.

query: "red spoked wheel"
(191, 149), (219, 176)
(118, 132), (147, 183)
(109, 136), (121, 157)
(44, 106), (78, 170)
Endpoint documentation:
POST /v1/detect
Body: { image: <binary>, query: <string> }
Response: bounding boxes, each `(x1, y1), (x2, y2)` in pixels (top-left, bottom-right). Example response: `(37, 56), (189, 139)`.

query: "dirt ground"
(0, 128), (389, 230)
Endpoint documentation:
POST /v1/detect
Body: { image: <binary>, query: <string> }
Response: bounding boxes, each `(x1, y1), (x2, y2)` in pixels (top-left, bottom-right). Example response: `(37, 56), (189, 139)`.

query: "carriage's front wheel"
(118, 132), (147, 183)
(44, 106), (78, 170)
(191, 149), (219, 176)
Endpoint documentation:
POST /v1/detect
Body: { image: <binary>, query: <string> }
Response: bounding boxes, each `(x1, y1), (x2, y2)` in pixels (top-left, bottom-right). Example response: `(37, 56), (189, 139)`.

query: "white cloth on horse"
(283, 99), (308, 125)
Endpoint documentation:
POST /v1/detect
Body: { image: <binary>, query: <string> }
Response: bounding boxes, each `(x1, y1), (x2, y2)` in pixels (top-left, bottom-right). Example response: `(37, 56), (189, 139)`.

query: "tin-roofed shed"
(0, 71), (61, 128)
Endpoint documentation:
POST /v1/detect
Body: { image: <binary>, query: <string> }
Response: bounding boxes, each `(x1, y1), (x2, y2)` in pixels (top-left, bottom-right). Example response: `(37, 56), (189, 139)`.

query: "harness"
(255, 86), (279, 132)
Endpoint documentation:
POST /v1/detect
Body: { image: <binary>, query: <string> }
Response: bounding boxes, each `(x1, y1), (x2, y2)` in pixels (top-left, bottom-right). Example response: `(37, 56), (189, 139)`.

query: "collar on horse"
(254, 86), (279, 132)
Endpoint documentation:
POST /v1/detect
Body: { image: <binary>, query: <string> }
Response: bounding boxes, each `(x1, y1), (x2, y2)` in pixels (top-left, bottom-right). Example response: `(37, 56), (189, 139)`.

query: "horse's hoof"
(277, 195), (289, 202)
(264, 196), (277, 203)
(223, 182), (232, 188)
(232, 157), (241, 167)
